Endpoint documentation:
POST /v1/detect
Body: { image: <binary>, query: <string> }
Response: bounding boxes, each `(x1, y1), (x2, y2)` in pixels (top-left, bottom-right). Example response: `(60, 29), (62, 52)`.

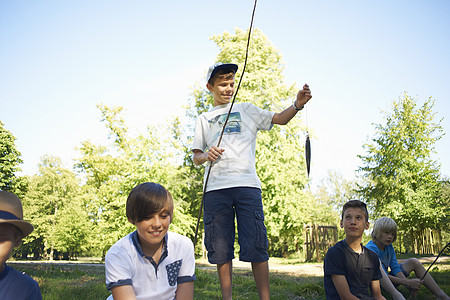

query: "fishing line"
(193, 0), (258, 247)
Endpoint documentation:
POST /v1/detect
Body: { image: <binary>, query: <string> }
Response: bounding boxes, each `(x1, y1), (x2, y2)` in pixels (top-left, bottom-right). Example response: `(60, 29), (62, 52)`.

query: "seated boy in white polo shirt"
(105, 182), (196, 300)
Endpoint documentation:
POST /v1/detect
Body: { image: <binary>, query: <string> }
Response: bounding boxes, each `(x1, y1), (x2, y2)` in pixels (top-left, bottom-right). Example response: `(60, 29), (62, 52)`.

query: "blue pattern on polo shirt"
(166, 260), (182, 286)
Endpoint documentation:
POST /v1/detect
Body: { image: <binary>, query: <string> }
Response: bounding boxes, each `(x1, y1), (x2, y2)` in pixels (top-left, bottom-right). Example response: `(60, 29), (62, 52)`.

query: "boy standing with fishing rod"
(192, 62), (312, 299)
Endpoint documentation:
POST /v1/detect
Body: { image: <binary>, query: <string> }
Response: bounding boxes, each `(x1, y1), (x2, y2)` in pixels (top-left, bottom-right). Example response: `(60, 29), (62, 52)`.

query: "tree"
(76, 104), (195, 256)
(314, 171), (363, 242)
(0, 121), (23, 192)
(315, 170), (360, 214)
(20, 156), (92, 260)
(357, 94), (446, 250)
(180, 28), (332, 255)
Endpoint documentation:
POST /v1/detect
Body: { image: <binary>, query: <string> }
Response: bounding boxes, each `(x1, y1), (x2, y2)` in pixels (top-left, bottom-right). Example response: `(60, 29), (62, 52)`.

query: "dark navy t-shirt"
(0, 264), (42, 300)
(324, 240), (382, 300)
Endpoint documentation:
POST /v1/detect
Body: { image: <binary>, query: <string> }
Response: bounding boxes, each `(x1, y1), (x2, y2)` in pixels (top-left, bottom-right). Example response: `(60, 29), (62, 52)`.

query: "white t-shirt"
(105, 231), (196, 300)
(192, 102), (275, 192)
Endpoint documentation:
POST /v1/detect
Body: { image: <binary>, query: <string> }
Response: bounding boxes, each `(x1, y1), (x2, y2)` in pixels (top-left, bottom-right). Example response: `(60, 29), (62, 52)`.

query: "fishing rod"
(420, 241), (450, 281)
(193, 0), (258, 248)
(408, 242), (450, 300)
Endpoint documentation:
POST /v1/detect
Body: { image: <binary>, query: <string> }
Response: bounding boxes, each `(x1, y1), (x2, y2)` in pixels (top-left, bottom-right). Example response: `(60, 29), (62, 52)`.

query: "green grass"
(9, 260), (450, 300)
(9, 263), (111, 299)
(383, 260), (450, 300)
(194, 268), (324, 299)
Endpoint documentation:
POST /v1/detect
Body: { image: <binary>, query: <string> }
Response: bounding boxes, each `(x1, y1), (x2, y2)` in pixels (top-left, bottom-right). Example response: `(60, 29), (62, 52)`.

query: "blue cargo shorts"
(203, 187), (269, 264)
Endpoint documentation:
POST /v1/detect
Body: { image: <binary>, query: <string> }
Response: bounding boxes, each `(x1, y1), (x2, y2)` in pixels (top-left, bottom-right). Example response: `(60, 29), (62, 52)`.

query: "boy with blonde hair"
(0, 191), (42, 300)
(366, 217), (449, 300)
(324, 200), (385, 300)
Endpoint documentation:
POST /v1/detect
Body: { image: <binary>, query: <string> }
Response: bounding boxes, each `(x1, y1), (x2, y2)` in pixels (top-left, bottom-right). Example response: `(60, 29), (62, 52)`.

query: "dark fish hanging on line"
(305, 133), (311, 177)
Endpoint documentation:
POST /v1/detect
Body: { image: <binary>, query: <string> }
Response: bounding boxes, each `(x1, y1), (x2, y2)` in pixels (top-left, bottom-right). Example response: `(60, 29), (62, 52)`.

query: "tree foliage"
(18, 156), (92, 260)
(0, 121), (23, 192)
(76, 104), (195, 256)
(315, 170), (359, 214)
(357, 94), (446, 244)
(16, 28), (447, 261)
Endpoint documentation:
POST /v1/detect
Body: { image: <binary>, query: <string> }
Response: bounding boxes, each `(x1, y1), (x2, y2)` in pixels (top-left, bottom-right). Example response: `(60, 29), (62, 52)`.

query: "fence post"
(314, 223), (320, 261)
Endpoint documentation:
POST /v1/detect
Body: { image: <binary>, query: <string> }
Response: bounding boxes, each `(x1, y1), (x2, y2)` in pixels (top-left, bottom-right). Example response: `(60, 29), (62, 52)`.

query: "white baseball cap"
(206, 62), (238, 83)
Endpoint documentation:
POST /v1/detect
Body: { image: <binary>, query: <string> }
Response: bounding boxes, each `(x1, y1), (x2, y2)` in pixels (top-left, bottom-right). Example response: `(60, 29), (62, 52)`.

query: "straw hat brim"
(0, 219), (34, 237)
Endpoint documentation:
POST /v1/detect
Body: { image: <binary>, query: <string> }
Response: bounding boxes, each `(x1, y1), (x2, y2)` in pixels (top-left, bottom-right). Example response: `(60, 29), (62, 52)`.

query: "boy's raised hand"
(295, 84), (312, 109)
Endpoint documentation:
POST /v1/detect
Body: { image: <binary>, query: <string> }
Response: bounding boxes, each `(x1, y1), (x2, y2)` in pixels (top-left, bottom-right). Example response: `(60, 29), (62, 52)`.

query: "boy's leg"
(234, 187), (270, 299)
(204, 189), (237, 300)
(252, 261), (270, 300)
(402, 258), (449, 299)
(217, 261), (233, 300)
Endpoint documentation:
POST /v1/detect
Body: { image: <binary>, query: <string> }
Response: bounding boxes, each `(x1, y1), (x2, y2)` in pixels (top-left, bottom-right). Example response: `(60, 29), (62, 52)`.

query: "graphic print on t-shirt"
(209, 112), (242, 141)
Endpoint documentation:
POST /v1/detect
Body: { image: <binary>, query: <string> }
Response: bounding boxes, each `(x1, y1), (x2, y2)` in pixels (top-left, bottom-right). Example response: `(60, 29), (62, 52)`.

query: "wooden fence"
(411, 228), (442, 255)
(304, 224), (338, 261)
(387, 228), (442, 255)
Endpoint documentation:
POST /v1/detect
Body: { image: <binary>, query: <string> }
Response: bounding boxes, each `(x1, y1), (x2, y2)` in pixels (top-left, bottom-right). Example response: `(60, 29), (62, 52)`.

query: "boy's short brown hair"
(126, 182), (174, 224)
(208, 70), (235, 86)
(341, 200), (369, 222)
(371, 217), (397, 242)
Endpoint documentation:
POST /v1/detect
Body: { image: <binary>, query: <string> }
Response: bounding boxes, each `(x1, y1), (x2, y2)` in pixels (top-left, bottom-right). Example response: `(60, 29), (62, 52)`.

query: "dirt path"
(196, 256), (450, 277)
(11, 256), (449, 277)
(196, 258), (324, 277)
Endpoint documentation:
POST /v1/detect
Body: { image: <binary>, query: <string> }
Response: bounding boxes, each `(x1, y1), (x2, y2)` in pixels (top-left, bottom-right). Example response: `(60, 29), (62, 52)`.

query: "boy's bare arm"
(193, 147), (225, 165)
(378, 263), (406, 300)
(371, 280), (387, 300)
(331, 274), (360, 300)
(389, 273), (423, 290)
(175, 282), (194, 300)
(111, 285), (137, 300)
(271, 84), (312, 125)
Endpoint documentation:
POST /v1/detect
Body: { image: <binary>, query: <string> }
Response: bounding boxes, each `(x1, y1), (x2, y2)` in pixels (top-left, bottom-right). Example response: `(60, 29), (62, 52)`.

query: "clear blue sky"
(1, 0), (449, 187)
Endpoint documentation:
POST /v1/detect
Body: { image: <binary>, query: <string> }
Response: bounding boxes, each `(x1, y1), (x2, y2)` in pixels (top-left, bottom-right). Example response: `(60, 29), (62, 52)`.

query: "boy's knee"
(405, 258), (422, 270)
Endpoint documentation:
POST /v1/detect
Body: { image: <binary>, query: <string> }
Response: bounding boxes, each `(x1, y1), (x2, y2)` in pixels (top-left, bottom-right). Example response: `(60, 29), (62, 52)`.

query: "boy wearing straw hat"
(0, 191), (42, 299)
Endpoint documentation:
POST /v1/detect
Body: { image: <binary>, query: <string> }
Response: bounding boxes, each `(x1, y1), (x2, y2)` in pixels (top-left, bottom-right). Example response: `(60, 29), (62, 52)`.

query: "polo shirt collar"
(131, 230), (169, 262)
